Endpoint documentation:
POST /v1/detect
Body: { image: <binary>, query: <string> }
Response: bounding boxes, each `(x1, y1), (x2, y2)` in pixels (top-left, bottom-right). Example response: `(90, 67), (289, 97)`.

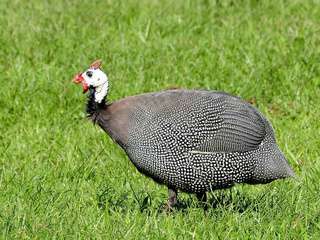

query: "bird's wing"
(193, 95), (266, 153)
(152, 90), (267, 153)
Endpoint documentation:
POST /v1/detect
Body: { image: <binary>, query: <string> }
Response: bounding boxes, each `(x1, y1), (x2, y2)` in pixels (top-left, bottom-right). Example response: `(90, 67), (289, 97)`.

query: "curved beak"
(73, 73), (89, 93)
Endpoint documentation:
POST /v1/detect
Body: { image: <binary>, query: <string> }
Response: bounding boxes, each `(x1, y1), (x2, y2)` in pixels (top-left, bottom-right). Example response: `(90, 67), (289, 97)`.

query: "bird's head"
(73, 59), (109, 103)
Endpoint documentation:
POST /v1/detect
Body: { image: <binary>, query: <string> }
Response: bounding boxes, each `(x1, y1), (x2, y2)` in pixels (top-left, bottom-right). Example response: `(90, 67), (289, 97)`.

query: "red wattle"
(73, 73), (88, 93)
(82, 81), (89, 93)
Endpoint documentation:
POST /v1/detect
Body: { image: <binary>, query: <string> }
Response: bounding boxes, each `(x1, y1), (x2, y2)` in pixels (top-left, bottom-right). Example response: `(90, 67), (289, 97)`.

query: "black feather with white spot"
(123, 90), (294, 193)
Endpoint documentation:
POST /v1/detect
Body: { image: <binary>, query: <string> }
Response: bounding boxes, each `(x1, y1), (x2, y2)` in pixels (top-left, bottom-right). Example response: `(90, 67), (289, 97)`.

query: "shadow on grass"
(96, 184), (261, 215)
(207, 189), (259, 213)
(96, 183), (153, 213)
(161, 188), (259, 214)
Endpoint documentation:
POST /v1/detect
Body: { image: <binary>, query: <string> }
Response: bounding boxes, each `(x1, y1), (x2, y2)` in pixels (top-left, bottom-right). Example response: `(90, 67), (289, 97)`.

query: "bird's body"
(74, 60), (294, 208)
(90, 89), (294, 194)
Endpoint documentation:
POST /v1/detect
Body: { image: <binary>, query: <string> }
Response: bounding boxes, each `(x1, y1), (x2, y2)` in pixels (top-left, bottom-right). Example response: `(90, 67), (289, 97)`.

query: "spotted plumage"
(74, 60), (294, 209)
(118, 90), (294, 193)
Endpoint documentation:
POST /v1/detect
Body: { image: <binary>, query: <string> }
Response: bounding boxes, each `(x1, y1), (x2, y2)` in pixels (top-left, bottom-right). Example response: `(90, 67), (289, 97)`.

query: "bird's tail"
(251, 142), (295, 184)
(251, 119), (295, 183)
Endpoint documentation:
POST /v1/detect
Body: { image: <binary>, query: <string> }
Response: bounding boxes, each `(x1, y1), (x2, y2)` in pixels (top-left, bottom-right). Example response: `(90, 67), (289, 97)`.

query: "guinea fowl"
(73, 60), (294, 209)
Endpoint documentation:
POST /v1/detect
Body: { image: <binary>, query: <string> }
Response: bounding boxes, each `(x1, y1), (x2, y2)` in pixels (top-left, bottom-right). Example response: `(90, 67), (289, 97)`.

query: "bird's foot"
(164, 188), (177, 213)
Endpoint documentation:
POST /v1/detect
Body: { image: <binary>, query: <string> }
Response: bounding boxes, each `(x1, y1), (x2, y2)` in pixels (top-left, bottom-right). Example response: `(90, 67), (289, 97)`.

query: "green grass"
(1, 0), (320, 239)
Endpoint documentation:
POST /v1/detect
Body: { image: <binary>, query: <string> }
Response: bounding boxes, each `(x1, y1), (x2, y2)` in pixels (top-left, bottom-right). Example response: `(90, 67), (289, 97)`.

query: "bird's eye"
(86, 71), (93, 78)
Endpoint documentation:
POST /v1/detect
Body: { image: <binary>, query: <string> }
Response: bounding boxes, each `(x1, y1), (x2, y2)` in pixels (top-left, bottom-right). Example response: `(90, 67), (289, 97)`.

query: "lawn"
(1, 0), (320, 239)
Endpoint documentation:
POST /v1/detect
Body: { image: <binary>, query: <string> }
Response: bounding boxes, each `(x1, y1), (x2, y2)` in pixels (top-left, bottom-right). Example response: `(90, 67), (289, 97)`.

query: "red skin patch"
(73, 73), (89, 93)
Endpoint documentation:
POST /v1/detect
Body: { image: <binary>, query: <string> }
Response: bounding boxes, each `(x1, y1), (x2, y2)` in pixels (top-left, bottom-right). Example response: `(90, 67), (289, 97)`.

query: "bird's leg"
(196, 192), (207, 202)
(165, 188), (177, 211)
(196, 192), (208, 210)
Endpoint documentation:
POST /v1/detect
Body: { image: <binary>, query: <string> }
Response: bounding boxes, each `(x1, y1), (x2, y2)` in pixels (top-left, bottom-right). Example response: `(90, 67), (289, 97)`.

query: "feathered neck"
(86, 87), (107, 120)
